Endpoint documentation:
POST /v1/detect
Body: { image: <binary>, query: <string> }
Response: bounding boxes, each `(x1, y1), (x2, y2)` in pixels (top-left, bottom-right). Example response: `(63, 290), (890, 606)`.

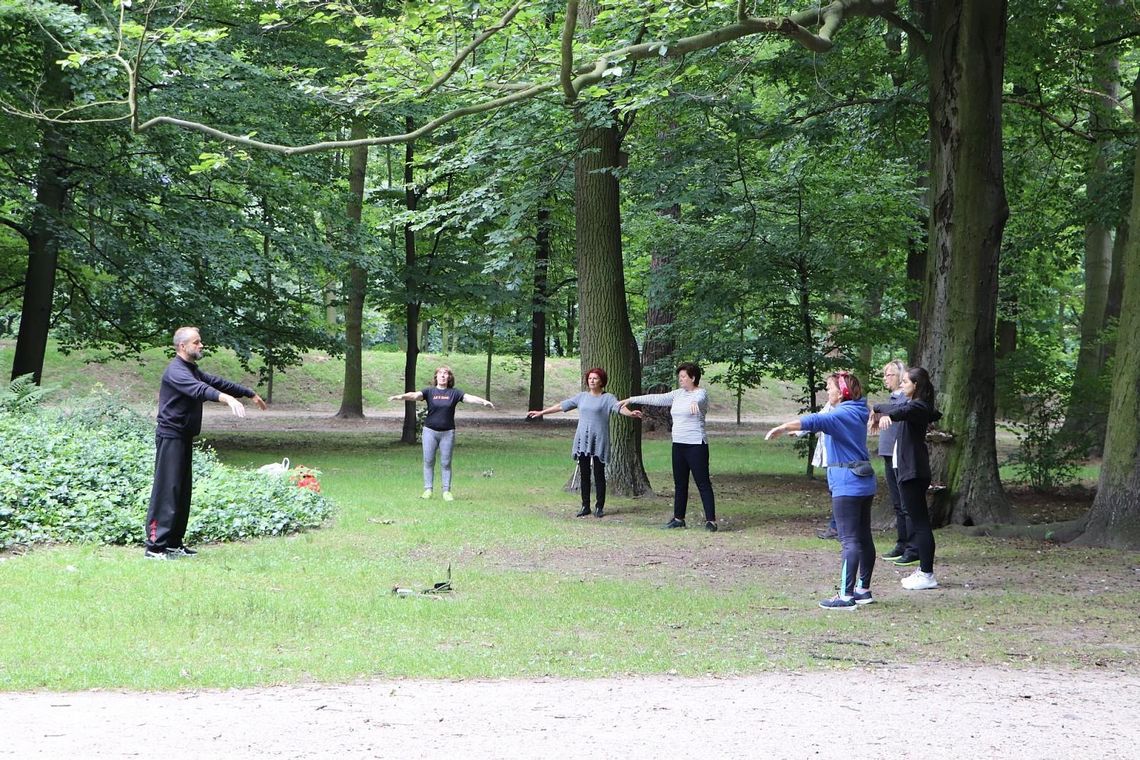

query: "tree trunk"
(575, 121), (650, 496)
(1061, 0), (1122, 453)
(335, 120), (369, 419)
(1073, 71), (1140, 549)
(11, 28), (72, 384)
(918, 0), (1012, 526)
(641, 202), (679, 433)
(401, 118), (421, 444)
(527, 201), (552, 415)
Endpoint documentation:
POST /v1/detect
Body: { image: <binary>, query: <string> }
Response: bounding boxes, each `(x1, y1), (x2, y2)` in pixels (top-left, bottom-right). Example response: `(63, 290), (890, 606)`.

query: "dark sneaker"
(144, 549), (174, 561)
(815, 526), (839, 540)
(881, 545), (906, 561)
(594, 506), (605, 518)
(705, 521), (718, 532)
(576, 505), (592, 517)
(893, 553), (920, 566)
(665, 518), (687, 529)
(819, 595), (857, 610)
(168, 546), (198, 558)
(851, 588), (874, 605)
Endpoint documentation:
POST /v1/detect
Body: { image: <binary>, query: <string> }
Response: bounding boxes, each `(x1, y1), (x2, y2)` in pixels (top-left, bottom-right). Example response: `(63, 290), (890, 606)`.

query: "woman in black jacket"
(873, 367), (942, 591)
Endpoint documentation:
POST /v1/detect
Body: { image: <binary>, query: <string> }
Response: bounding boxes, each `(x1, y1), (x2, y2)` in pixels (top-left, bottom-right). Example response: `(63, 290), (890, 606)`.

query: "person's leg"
(686, 443), (716, 522)
(145, 436), (189, 553)
(883, 456), (908, 547)
(169, 440), (195, 549)
(438, 429), (456, 492)
(593, 456), (607, 515)
(855, 495), (876, 589)
(901, 478), (935, 573)
(671, 443), (691, 520)
(577, 454), (593, 515)
(831, 496), (864, 597)
(422, 428), (440, 491)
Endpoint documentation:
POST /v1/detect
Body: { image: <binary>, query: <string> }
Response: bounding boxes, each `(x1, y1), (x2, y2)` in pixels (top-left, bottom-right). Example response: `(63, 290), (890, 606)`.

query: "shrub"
(0, 391), (334, 550)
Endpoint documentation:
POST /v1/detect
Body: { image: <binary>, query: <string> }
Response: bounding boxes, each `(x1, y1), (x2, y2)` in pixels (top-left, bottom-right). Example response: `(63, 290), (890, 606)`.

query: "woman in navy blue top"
(766, 371), (877, 610)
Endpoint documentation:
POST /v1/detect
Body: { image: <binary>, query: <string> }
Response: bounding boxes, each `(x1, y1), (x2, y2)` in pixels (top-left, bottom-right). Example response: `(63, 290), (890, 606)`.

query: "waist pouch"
(833, 460), (875, 477)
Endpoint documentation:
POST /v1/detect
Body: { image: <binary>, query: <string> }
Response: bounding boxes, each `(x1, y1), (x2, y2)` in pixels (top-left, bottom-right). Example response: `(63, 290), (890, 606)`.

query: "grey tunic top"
(561, 391), (621, 462)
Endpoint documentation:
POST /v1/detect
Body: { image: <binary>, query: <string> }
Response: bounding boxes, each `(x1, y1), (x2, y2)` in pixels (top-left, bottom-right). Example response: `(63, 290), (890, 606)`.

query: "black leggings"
(578, 454), (606, 509)
(899, 478), (935, 573)
(671, 442), (715, 521)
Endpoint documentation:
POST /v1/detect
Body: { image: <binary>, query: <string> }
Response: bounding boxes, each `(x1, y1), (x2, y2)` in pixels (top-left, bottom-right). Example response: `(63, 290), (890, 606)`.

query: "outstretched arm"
(618, 405), (643, 419)
(527, 402), (565, 418)
(462, 393), (494, 408)
(764, 419), (803, 440)
(389, 391), (425, 402)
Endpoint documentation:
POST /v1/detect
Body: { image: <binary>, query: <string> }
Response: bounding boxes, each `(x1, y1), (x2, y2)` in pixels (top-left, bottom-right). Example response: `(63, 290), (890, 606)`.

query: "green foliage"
(0, 373), (50, 413)
(999, 343), (1085, 491)
(0, 391), (334, 550)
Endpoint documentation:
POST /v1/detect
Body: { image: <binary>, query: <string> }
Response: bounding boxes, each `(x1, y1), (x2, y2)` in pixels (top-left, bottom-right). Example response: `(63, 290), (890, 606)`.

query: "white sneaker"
(901, 570), (938, 590)
(421, 489), (433, 499)
(442, 491), (454, 502)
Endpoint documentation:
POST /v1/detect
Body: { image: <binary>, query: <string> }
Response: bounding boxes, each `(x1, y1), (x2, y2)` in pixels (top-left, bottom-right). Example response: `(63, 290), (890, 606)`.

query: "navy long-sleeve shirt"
(156, 356), (255, 439)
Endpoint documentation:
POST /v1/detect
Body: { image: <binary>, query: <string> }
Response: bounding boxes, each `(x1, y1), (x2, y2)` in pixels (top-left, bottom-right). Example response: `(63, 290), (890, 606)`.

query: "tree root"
(951, 518), (1086, 544)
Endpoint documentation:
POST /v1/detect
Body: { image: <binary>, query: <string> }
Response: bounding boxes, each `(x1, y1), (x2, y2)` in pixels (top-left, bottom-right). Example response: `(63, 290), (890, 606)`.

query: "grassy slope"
(0, 340), (804, 418)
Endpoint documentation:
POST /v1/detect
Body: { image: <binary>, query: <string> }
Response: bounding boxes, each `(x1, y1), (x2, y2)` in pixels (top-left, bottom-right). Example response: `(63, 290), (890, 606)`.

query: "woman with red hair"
(528, 367), (642, 518)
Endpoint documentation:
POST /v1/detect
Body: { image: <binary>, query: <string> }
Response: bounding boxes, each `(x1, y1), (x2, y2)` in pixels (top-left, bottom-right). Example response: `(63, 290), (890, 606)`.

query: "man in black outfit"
(144, 327), (266, 560)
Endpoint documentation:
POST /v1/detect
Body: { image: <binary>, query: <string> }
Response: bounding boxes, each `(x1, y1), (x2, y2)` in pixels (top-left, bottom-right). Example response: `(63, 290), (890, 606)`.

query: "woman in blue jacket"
(873, 367), (942, 591)
(766, 371), (877, 610)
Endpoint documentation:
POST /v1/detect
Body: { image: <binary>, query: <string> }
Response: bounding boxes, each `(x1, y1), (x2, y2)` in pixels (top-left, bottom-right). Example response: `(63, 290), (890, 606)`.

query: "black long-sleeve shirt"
(156, 356), (255, 439)
(871, 398), (942, 483)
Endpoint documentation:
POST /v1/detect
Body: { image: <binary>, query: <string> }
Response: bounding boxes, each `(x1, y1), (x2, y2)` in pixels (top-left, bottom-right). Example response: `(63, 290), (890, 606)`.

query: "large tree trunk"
(401, 118), (421, 444)
(918, 0), (1012, 526)
(1073, 72), (1140, 550)
(574, 124), (650, 496)
(527, 200), (552, 415)
(1061, 0), (1123, 453)
(11, 24), (72, 384)
(640, 202), (679, 433)
(335, 120), (369, 419)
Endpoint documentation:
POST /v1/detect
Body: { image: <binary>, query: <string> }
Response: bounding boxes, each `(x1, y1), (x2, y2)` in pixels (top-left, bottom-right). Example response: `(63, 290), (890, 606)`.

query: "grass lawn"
(0, 429), (1136, 691)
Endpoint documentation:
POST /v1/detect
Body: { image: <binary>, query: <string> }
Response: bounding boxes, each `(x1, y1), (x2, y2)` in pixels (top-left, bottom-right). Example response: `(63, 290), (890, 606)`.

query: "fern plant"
(0, 374), (50, 413)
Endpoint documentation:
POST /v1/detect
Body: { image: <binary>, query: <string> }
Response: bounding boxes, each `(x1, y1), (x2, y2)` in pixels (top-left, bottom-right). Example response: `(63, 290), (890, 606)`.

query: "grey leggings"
(422, 427), (456, 491)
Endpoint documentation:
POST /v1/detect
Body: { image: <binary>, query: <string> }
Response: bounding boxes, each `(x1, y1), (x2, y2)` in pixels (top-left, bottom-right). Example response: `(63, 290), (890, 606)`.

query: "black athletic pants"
(671, 442), (715, 522)
(578, 454), (606, 510)
(145, 435), (194, 552)
(882, 456), (912, 549)
(899, 477), (935, 573)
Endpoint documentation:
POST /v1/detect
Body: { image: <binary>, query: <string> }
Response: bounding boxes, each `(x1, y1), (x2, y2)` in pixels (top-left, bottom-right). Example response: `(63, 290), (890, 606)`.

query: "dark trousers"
(671, 442), (715, 522)
(833, 495), (875, 596)
(145, 435), (194, 551)
(899, 478), (935, 573)
(578, 454), (606, 509)
(882, 456), (912, 548)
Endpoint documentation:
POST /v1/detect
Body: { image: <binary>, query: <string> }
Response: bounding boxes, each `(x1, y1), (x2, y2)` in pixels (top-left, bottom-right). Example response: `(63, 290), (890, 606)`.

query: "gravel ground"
(3, 666), (1137, 759)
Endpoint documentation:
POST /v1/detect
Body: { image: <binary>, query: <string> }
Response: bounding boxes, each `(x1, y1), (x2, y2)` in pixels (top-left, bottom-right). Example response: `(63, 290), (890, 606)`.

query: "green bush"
(0, 393), (334, 550)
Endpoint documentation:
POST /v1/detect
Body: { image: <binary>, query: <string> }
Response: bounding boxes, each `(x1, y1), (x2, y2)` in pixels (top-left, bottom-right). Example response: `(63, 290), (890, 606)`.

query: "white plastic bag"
(257, 457), (291, 476)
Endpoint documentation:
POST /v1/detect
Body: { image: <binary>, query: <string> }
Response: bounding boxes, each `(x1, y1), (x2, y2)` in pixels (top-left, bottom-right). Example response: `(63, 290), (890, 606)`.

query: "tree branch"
(0, 216), (31, 242)
(424, 1), (526, 96)
(118, 0), (899, 153)
(1004, 96), (1095, 143)
(560, 0), (580, 102)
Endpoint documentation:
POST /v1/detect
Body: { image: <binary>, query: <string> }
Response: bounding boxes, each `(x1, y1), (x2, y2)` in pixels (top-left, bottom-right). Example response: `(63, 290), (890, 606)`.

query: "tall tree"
(336, 119), (369, 418)
(1072, 69), (1140, 549)
(918, 0), (1013, 525)
(572, 0), (650, 495)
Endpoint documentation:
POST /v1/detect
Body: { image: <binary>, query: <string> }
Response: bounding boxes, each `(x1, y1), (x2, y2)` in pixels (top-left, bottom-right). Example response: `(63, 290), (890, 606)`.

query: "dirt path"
(3, 666), (1136, 758)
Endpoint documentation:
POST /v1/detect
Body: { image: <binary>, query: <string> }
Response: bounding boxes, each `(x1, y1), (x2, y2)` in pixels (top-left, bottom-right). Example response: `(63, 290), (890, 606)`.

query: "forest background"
(3, 0), (1140, 548)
